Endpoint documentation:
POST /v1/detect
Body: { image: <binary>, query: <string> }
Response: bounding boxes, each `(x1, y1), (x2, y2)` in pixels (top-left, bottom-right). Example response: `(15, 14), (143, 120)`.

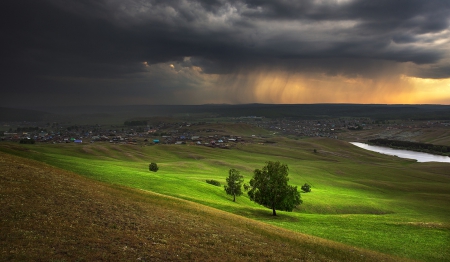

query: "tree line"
(368, 138), (450, 156)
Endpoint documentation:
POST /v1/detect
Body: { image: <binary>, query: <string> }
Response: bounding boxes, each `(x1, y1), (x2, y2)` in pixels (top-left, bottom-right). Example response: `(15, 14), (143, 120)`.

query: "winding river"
(350, 142), (450, 163)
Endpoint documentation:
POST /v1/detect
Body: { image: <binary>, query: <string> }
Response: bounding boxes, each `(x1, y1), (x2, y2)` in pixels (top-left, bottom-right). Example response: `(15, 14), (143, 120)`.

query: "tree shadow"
(235, 207), (300, 222)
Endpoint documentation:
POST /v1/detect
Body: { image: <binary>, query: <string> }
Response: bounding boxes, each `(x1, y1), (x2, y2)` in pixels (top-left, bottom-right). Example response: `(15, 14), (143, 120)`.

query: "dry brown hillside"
(0, 152), (412, 261)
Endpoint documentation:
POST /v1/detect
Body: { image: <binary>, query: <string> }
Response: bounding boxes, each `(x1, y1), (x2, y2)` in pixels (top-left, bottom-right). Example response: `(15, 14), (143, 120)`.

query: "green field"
(1, 136), (449, 261)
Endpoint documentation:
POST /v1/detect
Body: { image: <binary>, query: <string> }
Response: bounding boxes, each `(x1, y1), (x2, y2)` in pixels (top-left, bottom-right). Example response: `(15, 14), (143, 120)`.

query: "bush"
(301, 183), (311, 193)
(206, 179), (221, 186)
(149, 162), (159, 172)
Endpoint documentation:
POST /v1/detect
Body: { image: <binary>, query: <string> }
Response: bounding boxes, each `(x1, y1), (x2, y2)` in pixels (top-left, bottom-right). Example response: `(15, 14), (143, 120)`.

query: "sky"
(2, 0), (450, 107)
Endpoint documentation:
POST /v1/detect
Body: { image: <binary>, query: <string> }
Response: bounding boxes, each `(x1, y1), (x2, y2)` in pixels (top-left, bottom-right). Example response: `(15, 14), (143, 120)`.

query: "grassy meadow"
(1, 151), (413, 261)
(1, 135), (449, 261)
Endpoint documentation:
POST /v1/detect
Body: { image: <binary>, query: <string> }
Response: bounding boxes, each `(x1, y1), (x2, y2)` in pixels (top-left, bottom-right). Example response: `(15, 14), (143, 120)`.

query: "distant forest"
(2, 104), (450, 122)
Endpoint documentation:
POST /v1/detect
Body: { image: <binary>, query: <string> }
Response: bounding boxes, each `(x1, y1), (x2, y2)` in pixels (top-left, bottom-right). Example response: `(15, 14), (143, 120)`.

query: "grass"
(1, 151), (409, 261)
(1, 136), (449, 261)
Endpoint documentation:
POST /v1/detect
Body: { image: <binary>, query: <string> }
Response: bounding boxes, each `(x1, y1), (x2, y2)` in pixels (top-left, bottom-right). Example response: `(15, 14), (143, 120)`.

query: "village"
(1, 116), (449, 147)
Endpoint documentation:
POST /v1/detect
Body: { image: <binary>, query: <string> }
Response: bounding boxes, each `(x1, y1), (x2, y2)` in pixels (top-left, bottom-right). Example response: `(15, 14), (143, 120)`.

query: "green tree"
(301, 183), (311, 193)
(149, 162), (159, 172)
(247, 161), (302, 216)
(224, 169), (244, 202)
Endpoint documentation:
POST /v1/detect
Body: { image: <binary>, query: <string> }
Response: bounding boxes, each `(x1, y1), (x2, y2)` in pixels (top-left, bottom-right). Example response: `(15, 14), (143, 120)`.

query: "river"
(350, 142), (450, 163)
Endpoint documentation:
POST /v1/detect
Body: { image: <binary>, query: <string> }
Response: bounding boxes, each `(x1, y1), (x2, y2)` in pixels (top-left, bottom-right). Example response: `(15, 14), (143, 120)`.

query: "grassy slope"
(416, 128), (450, 145)
(1, 136), (449, 261)
(0, 152), (408, 262)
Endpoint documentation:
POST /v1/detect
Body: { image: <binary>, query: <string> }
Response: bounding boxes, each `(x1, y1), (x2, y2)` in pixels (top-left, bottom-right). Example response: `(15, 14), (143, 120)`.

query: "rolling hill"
(1, 151), (410, 261)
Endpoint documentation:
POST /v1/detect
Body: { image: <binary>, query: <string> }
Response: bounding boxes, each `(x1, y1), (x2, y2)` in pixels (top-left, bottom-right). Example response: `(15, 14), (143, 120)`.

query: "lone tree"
(149, 162), (159, 172)
(224, 168), (244, 202)
(247, 161), (302, 216)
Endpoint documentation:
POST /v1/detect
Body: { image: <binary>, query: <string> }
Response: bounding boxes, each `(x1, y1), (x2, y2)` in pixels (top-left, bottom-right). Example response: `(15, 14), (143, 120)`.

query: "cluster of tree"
(147, 160), (310, 216)
(368, 139), (450, 155)
(124, 120), (147, 126)
(224, 161), (306, 216)
(19, 138), (35, 144)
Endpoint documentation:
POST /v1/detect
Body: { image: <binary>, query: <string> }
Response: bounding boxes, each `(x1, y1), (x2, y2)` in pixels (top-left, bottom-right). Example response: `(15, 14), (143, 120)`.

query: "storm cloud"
(1, 0), (450, 106)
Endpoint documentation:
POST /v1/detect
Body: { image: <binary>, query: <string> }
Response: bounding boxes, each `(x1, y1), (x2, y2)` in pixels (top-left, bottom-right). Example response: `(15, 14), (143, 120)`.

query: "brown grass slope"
(0, 152), (413, 262)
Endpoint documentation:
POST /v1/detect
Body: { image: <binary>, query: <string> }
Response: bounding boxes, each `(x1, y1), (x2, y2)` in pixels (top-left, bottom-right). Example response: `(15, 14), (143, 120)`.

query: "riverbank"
(367, 138), (450, 157)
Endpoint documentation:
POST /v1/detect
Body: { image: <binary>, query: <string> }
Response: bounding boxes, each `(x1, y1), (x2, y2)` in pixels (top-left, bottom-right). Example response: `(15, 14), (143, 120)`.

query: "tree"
(224, 168), (244, 202)
(247, 161), (302, 216)
(301, 183), (311, 193)
(149, 162), (159, 172)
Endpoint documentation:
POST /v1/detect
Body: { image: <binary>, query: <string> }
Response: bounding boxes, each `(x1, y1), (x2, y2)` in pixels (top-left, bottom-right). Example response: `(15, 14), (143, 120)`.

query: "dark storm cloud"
(243, 0), (449, 32)
(1, 0), (450, 106)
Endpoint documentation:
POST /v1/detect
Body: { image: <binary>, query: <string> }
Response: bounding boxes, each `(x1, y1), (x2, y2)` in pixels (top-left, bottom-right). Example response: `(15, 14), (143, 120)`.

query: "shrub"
(149, 162), (159, 172)
(206, 179), (221, 186)
(301, 183), (311, 193)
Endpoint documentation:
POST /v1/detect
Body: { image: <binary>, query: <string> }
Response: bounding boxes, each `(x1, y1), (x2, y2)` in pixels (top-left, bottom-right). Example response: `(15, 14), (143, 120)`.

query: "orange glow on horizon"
(401, 76), (450, 104)
(140, 61), (450, 105)
(215, 71), (450, 105)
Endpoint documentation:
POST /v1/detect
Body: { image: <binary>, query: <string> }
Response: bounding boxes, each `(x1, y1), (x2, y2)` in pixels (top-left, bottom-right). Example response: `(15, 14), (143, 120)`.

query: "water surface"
(350, 142), (450, 163)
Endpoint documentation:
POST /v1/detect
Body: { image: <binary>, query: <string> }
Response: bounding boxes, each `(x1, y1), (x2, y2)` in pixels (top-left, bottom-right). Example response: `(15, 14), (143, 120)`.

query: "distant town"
(2, 115), (449, 148)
